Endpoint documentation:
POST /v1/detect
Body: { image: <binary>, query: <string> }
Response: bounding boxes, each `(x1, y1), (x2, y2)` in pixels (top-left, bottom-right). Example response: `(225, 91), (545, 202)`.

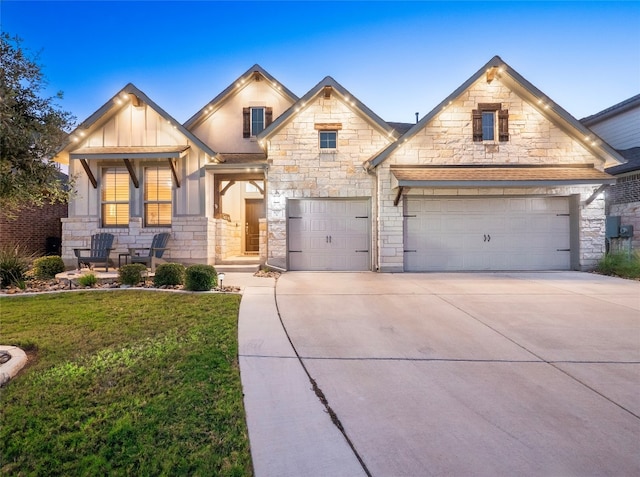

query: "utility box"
(619, 225), (634, 238)
(605, 216), (621, 238)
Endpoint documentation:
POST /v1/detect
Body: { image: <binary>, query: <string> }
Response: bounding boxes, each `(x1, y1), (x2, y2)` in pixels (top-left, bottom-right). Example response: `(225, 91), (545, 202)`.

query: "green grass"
(596, 251), (640, 279)
(0, 291), (252, 476)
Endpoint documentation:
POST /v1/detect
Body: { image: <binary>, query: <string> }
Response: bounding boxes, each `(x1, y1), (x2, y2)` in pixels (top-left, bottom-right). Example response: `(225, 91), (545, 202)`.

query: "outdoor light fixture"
(218, 272), (225, 290)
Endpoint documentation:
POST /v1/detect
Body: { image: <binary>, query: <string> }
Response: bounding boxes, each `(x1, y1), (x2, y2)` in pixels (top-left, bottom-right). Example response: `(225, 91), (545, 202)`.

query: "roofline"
(183, 64), (299, 130)
(57, 83), (219, 160)
(366, 56), (626, 170)
(581, 93), (640, 125)
(257, 76), (400, 142)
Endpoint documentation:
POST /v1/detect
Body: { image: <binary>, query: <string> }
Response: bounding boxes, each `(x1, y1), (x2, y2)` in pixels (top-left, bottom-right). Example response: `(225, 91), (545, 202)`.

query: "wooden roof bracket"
(79, 158), (97, 189)
(168, 158), (181, 188)
(582, 184), (609, 207)
(249, 180), (264, 195)
(123, 158), (139, 188)
(394, 186), (404, 206)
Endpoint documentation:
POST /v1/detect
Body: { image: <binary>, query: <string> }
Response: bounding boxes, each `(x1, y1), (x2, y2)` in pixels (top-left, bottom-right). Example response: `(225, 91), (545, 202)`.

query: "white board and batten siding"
(404, 197), (571, 272)
(288, 199), (371, 271)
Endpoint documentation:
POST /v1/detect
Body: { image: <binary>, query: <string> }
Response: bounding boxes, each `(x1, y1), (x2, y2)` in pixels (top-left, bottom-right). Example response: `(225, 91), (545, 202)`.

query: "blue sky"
(3, 1), (639, 127)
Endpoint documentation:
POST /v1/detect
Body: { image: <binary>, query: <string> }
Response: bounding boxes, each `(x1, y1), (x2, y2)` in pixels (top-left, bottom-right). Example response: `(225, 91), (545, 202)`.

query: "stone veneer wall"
(259, 218), (267, 266)
(265, 94), (391, 269)
(61, 216), (214, 269)
(375, 77), (608, 272)
(214, 219), (241, 261)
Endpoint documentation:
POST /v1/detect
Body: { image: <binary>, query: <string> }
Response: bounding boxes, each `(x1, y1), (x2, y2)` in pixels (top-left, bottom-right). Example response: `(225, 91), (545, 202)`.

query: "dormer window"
(243, 107), (273, 138)
(473, 103), (509, 142)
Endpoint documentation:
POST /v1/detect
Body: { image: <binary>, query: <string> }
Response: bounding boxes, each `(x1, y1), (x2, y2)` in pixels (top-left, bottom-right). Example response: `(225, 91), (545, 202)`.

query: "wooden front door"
(245, 199), (265, 253)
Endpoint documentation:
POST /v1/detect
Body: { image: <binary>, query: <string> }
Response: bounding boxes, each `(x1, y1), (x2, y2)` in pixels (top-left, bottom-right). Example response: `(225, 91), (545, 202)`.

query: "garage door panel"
(288, 199), (370, 271)
(405, 197), (571, 271)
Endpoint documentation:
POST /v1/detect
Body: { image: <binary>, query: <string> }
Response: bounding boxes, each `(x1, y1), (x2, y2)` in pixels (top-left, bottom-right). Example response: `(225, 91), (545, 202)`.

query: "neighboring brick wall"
(608, 173), (640, 206)
(0, 202), (68, 255)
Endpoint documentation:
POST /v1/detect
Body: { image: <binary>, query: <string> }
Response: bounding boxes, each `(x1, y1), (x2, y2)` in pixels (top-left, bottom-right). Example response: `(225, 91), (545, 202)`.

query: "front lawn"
(0, 291), (252, 476)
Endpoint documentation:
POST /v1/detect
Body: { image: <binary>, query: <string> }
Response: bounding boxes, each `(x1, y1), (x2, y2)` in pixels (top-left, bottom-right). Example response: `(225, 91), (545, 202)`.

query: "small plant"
(32, 255), (65, 279)
(153, 263), (185, 287)
(596, 251), (640, 279)
(0, 243), (36, 288)
(77, 273), (98, 287)
(184, 264), (217, 291)
(118, 263), (148, 286)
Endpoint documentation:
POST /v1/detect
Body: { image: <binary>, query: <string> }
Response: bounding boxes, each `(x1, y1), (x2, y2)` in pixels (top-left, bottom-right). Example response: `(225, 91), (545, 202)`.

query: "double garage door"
(288, 199), (370, 271)
(404, 197), (571, 271)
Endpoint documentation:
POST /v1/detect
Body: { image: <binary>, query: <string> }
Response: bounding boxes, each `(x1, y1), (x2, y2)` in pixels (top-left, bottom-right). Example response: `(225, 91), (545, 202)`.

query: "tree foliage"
(0, 32), (75, 218)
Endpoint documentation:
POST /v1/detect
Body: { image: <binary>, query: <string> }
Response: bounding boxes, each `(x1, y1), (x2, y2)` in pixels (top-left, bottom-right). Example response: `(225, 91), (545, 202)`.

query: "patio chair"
(129, 233), (170, 272)
(74, 233), (115, 271)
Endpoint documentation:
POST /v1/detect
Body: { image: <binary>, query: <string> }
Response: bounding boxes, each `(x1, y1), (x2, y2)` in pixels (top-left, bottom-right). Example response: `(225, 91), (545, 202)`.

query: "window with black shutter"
(472, 103), (509, 142)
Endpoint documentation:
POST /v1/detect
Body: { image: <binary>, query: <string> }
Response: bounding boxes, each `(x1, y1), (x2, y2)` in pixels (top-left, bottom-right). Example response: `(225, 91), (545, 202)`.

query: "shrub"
(77, 273), (98, 287)
(184, 264), (217, 291)
(0, 243), (36, 288)
(118, 263), (148, 286)
(596, 251), (640, 279)
(153, 263), (185, 287)
(32, 255), (65, 279)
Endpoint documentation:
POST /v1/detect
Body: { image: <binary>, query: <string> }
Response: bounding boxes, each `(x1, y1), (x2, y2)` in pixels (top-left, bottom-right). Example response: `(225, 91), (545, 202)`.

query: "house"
(581, 94), (640, 251)
(0, 171), (69, 256)
(54, 56), (624, 272)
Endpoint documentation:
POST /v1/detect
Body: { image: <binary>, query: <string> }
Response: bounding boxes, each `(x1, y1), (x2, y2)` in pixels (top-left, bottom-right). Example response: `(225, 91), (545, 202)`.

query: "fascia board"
(395, 178), (617, 188)
(183, 64), (299, 130)
(58, 84), (218, 162)
(366, 56), (504, 170)
(258, 76), (399, 142)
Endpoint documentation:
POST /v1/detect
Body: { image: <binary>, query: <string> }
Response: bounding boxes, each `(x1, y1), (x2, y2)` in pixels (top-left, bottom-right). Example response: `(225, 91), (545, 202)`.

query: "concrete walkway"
(236, 273), (365, 477)
(238, 271), (640, 477)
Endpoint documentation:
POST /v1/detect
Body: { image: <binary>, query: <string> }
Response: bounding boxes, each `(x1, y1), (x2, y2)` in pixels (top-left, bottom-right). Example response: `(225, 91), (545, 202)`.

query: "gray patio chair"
(74, 233), (115, 271)
(129, 233), (170, 272)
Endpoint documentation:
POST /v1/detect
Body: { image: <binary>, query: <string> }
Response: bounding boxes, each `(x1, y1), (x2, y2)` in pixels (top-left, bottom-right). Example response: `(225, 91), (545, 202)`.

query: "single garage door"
(288, 199), (370, 271)
(404, 197), (571, 271)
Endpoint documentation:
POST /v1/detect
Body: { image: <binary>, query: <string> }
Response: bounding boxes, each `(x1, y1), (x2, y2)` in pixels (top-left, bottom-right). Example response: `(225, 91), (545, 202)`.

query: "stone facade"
(264, 93), (391, 269)
(375, 77), (609, 272)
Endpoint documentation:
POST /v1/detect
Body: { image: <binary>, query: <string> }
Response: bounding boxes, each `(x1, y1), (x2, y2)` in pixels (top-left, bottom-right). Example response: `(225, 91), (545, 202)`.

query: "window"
(482, 111), (495, 141)
(102, 167), (129, 227)
(319, 131), (337, 150)
(144, 167), (172, 227)
(243, 107), (273, 138)
(251, 108), (265, 136)
(473, 103), (509, 142)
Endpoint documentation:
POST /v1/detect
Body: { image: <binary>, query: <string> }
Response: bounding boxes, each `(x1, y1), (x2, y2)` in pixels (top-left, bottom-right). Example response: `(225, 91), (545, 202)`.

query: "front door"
(245, 199), (264, 253)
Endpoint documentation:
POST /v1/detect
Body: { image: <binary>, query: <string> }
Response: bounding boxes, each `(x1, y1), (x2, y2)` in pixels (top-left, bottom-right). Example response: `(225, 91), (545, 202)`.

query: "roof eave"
(395, 179), (617, 188)
(259, 76), (400, 143)
(184, 64), (299, 130)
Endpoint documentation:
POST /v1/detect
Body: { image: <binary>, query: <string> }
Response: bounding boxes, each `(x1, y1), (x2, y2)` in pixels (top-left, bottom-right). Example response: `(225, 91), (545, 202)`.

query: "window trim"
(243, 106), (273, 138)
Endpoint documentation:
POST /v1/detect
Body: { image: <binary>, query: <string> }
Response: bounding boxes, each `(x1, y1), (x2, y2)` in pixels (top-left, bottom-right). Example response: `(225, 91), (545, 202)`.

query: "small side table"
(118, 253), (130, 268)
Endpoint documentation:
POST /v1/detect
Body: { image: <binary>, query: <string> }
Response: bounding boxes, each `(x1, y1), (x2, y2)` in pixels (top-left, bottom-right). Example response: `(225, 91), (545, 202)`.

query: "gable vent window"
(243, 107), (273, 138)
(319, 131), (337, 150)
(473, 103), (509, 142)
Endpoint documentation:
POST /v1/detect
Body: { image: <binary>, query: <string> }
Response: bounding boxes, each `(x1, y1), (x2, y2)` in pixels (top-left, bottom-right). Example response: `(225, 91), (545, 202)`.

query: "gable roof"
(581, 94), (640, 126)
(366, 56), (626, 170)
(183, 64), (298, 130)
(55, 83), (218, 165)
(257, 76), (401, 142)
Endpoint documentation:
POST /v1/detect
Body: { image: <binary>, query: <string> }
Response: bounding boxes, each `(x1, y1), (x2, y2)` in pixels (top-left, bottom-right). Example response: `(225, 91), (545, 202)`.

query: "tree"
(0, 32), (75, 218)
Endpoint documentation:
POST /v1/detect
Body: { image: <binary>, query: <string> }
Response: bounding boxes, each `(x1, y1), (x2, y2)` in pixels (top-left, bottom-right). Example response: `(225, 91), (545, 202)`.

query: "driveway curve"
(274, 272), (640, 476)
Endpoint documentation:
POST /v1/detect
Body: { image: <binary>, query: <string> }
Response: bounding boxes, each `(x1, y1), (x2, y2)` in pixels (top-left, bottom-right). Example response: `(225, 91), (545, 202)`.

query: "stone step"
(215, 264), (261, 273)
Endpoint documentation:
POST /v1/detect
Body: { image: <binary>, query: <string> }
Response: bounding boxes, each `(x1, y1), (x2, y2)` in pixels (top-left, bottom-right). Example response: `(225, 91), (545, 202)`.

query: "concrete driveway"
(271, 272), (640, 476)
